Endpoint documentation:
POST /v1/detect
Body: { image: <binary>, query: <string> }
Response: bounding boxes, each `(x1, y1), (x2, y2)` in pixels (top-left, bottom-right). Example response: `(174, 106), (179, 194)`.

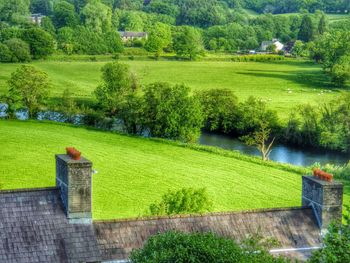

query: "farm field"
(0, 59), (343, 119)
(243, 8), (350, 23)
(0, 120), (305, 220)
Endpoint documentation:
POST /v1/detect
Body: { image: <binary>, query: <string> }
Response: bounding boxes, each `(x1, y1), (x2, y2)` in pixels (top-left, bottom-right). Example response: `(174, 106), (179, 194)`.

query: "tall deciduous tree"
(6, 65), (50, 117)
(298, 15), (314, 42)
(81, 0), (112, 33)
(52, 1), (78, 28)
(312, 31), (350, 86)
(145, 22), (171, 55)
(196, 89), (239, 133)
(143, 82), (203, 142)
(0, 0), (30, 23)
(94, 62), (136, 114)
(317, 14), (327, 35)
(173, 26), (204, 60)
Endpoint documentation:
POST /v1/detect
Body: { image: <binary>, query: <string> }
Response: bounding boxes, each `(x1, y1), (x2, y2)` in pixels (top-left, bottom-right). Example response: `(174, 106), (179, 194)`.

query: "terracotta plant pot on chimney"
(312, 168), (333, 182)
(66, 147), (81, 160)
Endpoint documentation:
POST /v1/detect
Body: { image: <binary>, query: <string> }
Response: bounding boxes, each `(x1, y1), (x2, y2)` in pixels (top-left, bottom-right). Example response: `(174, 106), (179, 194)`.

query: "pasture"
(0, 59), (343, 119)
(0, 120), (306, 220)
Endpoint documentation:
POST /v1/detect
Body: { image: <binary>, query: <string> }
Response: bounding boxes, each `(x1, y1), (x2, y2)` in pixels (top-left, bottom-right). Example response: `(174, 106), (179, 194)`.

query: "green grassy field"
(243, 9), (350, 23)
(1, 120), (349, 220)
(0, 59), (343, 119)
(0, 120), (305, 220)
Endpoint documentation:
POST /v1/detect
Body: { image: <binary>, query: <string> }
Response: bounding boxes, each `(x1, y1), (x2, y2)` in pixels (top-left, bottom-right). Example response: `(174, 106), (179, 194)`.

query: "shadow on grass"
(237, 69), (336, 90)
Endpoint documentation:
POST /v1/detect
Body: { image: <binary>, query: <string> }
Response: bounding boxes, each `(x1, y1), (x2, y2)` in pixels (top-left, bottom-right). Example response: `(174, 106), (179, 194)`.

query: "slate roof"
(0, 188), (101, 263)
(0, 187), (322, 262)
(94, 207), (322, 262)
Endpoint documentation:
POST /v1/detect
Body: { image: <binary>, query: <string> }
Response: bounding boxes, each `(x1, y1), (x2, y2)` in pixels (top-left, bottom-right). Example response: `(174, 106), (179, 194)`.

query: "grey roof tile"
(0, 189), (101, 263)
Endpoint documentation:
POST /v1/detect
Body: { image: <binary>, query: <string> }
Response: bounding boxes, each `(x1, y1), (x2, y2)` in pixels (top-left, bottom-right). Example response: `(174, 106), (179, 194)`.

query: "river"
(199, 132), (349, 167)
(1, 103), (348, 167)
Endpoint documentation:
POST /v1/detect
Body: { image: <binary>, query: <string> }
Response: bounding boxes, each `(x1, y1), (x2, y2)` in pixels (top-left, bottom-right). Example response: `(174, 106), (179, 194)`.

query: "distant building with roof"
(118, 31), (148, 42)
(0, 153), (344, 262)
(30, 13), (45, 25)
(283, 41), (297, 55)
(261, 39), (284, 52)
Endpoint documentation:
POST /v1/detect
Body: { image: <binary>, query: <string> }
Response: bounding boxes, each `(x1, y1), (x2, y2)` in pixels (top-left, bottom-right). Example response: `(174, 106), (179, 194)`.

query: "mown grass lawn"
(0, 59), (343, 119)
(0, 120), (307, 220)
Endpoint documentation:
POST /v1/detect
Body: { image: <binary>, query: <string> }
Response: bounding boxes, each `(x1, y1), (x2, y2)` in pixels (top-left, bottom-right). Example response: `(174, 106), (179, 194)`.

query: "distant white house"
(261, 39), (284, 52)
(30, 13), (45, 25)
(118, 31), (148, 42)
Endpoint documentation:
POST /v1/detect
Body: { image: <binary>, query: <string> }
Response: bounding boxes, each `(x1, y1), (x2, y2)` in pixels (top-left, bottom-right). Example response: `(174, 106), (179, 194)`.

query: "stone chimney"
(56, 154), (93, 224)
(302, 176), (343, 231)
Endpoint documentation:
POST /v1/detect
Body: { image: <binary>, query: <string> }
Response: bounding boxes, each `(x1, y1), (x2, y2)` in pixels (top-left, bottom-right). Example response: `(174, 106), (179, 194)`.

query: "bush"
(196, 89), (239, 133)
(22, 28), (55, 59)
(0, 43), (12, 62)
(149, 188), (212, 216)
(3, 38), (31, 62)
(143, 82), (204, 142)
(94, 62), (135, 115)
(6, 65), (50, 117)
(309, 207), (350, 263)
(230, 55), (285, 62)
(130, 231), (290, 263)
(236, 96), (280, 136)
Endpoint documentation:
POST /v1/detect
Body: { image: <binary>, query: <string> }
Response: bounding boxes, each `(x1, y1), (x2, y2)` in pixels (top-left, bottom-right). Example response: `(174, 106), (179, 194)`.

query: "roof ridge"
(0, 186), (58, 194)
(94, 206), (312, 223)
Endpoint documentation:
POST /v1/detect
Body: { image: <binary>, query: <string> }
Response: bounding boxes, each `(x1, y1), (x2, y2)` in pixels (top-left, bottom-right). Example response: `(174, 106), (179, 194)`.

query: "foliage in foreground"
(309, 207), (350, 263)
(149, 188), (212, 216)
(130, 231), (290, 263)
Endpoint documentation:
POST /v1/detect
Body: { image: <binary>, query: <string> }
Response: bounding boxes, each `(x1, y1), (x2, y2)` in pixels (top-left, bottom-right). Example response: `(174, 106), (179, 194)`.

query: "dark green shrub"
(22, 28), (55, 59)
(4, 38), (31, 62)
(230, 55), (284, 62)
(143, 82), (204, 142)
(0, 43), (13, 62)
(196, 89), (239, 133)
(130, 231), (290, 263)
(149, 188), (212, 216)
(309, 207), (350, 263)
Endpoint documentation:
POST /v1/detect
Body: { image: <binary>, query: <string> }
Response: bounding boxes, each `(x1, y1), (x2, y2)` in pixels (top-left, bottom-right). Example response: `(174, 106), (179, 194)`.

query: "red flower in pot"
(312, 168), (333, 182)
(66, 147), (81, 160)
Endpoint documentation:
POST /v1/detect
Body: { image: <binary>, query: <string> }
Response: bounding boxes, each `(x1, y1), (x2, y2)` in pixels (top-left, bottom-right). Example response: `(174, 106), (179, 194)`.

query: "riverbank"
(199, 132), (349, 166)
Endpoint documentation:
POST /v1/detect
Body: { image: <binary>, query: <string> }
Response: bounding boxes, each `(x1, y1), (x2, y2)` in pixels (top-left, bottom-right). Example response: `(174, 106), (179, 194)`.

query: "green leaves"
(309, 207), (350, 263)
(94, 62), (135, 114)
(130, 231), (290, 263)
(173, 26), (204, 60)
(6, 65), (50, 117)
(312, 31), (350, 87)
(149, 188), (213, 216)
(143, 82), (204, 142)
